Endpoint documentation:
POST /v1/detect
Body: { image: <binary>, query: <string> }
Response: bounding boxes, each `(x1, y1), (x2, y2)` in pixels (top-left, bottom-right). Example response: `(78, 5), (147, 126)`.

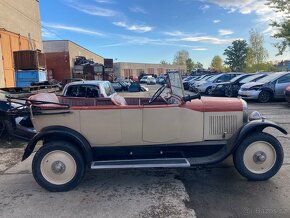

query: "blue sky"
(41, 0), (289, 67)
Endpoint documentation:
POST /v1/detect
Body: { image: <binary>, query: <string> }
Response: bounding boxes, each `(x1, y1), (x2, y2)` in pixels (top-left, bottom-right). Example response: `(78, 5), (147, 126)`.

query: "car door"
(274, 74), (290, 98)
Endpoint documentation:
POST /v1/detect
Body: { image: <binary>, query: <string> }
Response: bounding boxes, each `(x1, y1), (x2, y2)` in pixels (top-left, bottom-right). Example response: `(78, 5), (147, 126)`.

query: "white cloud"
(43, 22), (104, 36)
(200, 4), (210, 13)
(207, 0), (286, 22)
(113, 22), (153, 33)
(42, 28), (57, 38)
(69, 2), (118, 17)
(218, 29), (234, 36)
(213, 20), (221, 24)
(94, 0), (115, 3)
(192, 48), (208, 51)
(181, 36), (239, 44)
(163, 31), (191, 37)
(129, 6), (147, 14)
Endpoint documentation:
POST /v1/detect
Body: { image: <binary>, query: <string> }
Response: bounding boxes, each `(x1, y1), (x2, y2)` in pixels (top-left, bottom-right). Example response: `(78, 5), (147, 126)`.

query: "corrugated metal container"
(15, 70), (47, 87)
(14, 50), (46, 70)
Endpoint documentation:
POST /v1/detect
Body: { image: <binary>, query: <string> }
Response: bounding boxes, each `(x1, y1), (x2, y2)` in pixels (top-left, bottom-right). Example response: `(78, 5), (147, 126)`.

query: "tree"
(248, 29), (268, 70)
(195, 62), (203, 69)
(267, 0), (290, 55)
(186, 58), (195, 72)
(160, 60), (169, 65)
(211, 55), (223, 72)
(224, 40), (248, 72)
(173, 50), (189, 65)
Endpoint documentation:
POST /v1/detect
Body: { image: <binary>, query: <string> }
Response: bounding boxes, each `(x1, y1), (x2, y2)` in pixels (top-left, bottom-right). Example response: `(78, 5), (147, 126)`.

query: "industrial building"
(0, 0), (42, 87)
(114, 62), (186, 79)
(44, 40), (106, 82)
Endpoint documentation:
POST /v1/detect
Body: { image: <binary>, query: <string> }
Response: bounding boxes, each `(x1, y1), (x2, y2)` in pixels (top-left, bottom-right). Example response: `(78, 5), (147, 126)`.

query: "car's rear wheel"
(32, 141), (85, 192)
(258, 90), (271, 103)
(233, 132), (283, 181)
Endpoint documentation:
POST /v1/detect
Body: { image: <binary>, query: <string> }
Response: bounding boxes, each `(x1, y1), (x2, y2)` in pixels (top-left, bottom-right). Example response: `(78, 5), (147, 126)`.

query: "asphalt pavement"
(0, 86), (290, 218)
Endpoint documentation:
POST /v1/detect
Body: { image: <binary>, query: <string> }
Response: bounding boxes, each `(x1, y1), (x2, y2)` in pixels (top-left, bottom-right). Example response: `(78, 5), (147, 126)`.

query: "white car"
(140, 76), (153, 83)
(147, 77), (157, 85)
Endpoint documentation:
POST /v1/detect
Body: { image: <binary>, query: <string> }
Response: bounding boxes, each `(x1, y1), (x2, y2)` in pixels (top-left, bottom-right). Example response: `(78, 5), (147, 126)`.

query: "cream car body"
(11, 72), (287, 192)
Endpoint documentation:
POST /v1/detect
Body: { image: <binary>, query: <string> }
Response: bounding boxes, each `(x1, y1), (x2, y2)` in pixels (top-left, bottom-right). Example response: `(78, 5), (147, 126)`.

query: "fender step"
(91, 158), (190, 169)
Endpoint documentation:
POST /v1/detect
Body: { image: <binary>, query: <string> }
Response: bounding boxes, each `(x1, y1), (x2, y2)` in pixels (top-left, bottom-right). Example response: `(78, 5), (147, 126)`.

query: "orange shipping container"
(0, 29), (34, 87)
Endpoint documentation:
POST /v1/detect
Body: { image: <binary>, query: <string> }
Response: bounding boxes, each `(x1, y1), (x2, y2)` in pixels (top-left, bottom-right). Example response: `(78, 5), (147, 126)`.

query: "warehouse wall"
(68, 41), (104, 68)
(114, 62), (186, 79)
(0, 0), (42, 50)
(44, 40), (105, 81)
(45, 52), (70, 82)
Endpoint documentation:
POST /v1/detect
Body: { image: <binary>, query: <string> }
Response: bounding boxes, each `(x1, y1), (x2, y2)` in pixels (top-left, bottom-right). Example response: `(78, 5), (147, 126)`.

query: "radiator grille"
(209, 115), (238, 135)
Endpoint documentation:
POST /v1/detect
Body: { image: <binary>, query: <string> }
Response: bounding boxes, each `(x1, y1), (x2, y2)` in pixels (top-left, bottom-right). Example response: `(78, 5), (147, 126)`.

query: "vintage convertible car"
(8, 72), (287, 192)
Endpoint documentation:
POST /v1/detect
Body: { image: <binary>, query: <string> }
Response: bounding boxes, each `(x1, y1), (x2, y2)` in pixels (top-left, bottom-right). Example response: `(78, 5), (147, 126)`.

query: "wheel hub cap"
(253, 151), (267, 164)
(51, 161), (66, 174)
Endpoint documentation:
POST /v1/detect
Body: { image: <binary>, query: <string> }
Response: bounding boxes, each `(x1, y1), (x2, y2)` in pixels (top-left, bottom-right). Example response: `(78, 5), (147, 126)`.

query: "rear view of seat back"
(29, 93), (61, 107)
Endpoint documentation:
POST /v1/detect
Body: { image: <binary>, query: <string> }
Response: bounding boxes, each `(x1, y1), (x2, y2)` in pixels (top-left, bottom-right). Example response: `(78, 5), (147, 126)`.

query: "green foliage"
(211, 55), (223, 72)
(267, 0), (290, 55)
(160, 60), (170, 65)
(173, 50), (189, 65)
(186, 58), (195, 72)
(224, 40), (248, 72)
(245, 62), (280, 73)
(248, 29), (268, 66)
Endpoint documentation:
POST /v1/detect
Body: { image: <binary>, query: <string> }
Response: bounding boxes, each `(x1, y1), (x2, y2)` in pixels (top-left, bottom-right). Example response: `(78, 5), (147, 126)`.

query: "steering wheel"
(149, 85), (166, 104)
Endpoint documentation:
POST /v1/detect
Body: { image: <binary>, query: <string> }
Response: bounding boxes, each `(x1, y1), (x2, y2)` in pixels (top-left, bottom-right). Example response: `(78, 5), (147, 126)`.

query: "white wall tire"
(32, 141), (85, 192)
(234, 132), (283, 181)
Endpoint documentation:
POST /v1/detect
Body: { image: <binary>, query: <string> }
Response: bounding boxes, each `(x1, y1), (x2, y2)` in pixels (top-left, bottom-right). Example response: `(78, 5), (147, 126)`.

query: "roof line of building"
(43, 40), (104, 59)
(114, 62), (185, 66)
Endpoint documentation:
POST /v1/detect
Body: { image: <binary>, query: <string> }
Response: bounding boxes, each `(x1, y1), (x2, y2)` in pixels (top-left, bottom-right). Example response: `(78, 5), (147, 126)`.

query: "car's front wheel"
(32, 141), (85, 192)
(258, 90), (272, 103)
(234, 132), (283, 181)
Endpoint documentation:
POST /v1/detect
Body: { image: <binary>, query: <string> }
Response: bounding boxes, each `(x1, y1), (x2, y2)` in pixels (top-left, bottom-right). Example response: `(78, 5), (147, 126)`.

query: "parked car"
(188, 75), (213, 91)
(211, 74), (252, 97)
(183, 76), (198, 90)
(285, 86), (290, 103)
(0, 90), (35, 140)
(238, 72), (290, 103)
(111, 81), (129, 92)
(194, 73), (241, 95)
(10, 72), (287, 192)
(128, 82), (148, 92)
(62, 81), (116, 98)
(140, 75), (153, 83)
(147, 77), (157, 85)
(239, 73), (268, 86)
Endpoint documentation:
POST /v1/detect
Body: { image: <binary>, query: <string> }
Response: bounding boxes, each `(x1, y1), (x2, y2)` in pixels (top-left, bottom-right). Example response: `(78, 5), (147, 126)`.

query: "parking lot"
(0, 85), (290, 218)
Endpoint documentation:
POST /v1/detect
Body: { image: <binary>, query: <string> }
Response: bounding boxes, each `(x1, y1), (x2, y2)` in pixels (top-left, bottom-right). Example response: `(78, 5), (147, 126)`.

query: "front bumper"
(238, 90), (261, 100)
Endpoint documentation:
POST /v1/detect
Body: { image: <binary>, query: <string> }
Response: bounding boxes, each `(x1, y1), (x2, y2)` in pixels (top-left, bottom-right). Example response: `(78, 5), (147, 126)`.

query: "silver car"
(238, 72), (290, 103)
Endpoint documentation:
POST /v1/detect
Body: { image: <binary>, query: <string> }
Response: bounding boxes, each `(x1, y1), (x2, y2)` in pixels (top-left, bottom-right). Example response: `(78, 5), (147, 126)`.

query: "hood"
(182, 97), (243, 112)
(240, 82), (264, 89)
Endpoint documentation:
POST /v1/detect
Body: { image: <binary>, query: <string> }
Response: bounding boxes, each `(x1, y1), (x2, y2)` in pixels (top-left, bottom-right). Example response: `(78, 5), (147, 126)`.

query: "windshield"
(229, 75), (246, 82)
(257, 73), (284, 84)
(240, 74), (264, 83)
(207, 74), (222, 82)
(168, 72), (184, 97)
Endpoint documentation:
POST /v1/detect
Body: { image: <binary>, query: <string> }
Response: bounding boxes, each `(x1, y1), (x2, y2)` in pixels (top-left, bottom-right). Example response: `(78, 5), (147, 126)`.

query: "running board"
(91, 158), (190, 169)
